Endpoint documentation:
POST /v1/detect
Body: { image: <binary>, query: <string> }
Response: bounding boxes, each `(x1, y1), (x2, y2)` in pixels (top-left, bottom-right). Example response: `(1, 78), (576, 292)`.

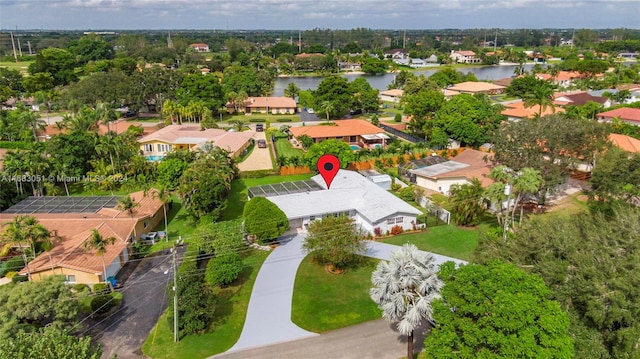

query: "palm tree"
(228, 119), (250, 132)
(284, 83), (300, 99)
(449, 178), (486, 226)
(1, 215), (51, 279)
(370, 244), (443, 359)
(117, 195), (140, 240)
(524, 83), (555, 118)
(95, 103), (117, 133)
(83, 229), (116, 282)
(320, 100), (334, 121)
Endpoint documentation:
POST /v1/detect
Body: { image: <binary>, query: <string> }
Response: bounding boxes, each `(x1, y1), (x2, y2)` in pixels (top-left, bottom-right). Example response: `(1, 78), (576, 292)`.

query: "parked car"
(123, 110), (137, 118)
(257, 139), (267, 148)
(141, 232), (157, 244)
(255, 124), (264, 132)
(307, 108), (315, 114)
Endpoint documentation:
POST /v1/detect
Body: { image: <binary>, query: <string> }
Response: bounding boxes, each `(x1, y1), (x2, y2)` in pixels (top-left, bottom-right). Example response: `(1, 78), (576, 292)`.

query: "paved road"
(237, 128), (273, 172)
(212, 318), (431, 359)
(85, 248), (184, 359)
(228, 234), (317, 351)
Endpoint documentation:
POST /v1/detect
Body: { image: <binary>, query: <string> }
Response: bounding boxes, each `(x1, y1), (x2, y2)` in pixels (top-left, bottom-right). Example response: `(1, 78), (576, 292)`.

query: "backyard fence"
(418, 195), (451, 225)
(378, 123), (426, 143)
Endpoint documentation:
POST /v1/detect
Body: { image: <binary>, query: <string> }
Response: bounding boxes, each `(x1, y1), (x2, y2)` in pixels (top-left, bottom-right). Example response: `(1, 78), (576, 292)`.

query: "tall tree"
(117, 195), (139, 240)
(448, 178), (486, 226)
(302, 215), (367, 270)
(523, 81), (556, 118)
(284, 82), (300, 99)
(82, 229), (116, 282)
(370, 244), (443, 359)
(425, 261), (573, 359)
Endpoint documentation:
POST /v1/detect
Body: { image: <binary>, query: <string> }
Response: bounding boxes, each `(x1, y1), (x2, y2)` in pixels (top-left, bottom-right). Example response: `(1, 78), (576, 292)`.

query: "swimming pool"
(145, 155), (165, 161)
(350, 145), (361, 150)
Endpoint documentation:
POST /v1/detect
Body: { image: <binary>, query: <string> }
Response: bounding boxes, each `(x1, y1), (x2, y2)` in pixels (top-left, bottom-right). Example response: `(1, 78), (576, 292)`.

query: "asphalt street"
(84, 247), (184, 359)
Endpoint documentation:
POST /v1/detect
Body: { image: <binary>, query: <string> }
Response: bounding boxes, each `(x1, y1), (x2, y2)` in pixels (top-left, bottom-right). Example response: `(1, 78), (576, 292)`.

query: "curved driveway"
(222, 233), (466, 355)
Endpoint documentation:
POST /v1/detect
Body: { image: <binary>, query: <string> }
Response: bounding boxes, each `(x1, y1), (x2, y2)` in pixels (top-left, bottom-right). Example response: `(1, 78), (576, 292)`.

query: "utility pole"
(27, 41), (33, 55)
(10, 32), (18, 62)
(172, 246), (178, 342)
(502, 181), (512, 242)
(17, 37), (23, 57)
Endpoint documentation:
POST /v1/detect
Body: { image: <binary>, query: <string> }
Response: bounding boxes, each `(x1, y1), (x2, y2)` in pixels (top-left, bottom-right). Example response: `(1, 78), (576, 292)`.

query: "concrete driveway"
(84, 248), (184, 359)
(237, 128), (273, 172)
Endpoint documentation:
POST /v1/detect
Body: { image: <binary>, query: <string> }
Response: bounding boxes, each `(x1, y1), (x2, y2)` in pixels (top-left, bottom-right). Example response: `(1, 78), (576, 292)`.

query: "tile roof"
(553, 92), (609, 106)
(289, 119), (385, 139)
(138, 125), (254, 154)
(597, 107), (640, 123)
(454, 51), (476, 56)
(609, 134), (640, 153)
(379, 89), (404, 97)
(448, 81), (505, 93)
(244, 97), (297, 109)
(0, 190), (165, 277)
(501, 101), (565, 119)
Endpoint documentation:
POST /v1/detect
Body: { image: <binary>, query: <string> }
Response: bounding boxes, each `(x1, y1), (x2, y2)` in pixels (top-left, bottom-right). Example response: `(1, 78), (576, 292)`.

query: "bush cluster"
(390, 225), (404, 235)
(90, 294), (115, 314)
(249, 118), (266, 123)
(0, 256), (25, 278)
(205, 253), (243, 287)
(243, 197), (290, 243)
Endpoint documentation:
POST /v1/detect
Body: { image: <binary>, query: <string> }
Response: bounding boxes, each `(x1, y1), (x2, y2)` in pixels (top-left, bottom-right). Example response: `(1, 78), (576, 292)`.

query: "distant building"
(501, 101), (565, 121)
(289, 119), (389, 149)
(553, 91), (612, 108)
(379, 89), (404, 103)
(447, 81), (506, 95)
(450, 50), (481, 64)
(189, 43), (210, 52)
(597, 107), (640, 126)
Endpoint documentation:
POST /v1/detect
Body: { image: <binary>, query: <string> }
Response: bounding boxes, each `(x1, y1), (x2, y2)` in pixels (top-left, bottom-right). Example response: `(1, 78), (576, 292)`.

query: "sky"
(1, 0), (639, 30)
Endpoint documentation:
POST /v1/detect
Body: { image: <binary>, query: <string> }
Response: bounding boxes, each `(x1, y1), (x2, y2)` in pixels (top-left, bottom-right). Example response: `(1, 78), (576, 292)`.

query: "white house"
(379, 89), (404, 103)
(254, 170), (422, 235)
(450, 50), (481, 64)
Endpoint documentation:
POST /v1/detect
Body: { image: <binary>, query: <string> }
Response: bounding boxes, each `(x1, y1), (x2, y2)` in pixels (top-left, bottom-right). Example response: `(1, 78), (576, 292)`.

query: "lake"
(273, 64), (537, 96)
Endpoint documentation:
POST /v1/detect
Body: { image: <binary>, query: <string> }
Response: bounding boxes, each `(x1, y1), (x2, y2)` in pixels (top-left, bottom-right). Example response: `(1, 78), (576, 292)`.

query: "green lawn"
(382, 225), (481, 262)
(0, 60), (33, 75)
(142, 249), (270, 358)
(275, 138), (305, 158)
(291, 256), (382, 332)
(220, 173), (314, 221)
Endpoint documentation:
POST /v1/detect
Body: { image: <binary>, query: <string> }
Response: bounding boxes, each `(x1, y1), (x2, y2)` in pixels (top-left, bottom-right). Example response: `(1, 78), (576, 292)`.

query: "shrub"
(371, 114), (379, 126)
(92, 283), (110, 294)
(278, 118), (292, 122)
(243, 197), (290, 243)
(398, 186), (415, 202)
(74, 283), (90, 293)
(238, 169), (278, 178)
(90, 294), (114, 314)
(5, 271), (18, 279)
(0, 256), (25, 277)
(394, 113), (402, 122)
(390, 225), (404, 235)
(11, 275), (28, 283)
(0, 141), (30, 150)
(374, 227), (382, 237)
(111, 291), (123, 307)
(249, 118), (266, 123)
(205, 253), (244, 287)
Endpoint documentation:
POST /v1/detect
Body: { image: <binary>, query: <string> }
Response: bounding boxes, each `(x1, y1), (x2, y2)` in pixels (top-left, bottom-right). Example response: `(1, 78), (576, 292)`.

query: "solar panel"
(2, 196), (121, 214)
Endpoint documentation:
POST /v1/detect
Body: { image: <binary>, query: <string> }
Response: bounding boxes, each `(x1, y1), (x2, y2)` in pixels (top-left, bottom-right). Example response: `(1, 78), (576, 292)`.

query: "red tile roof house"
(0, 190), (164, 285)
(409, 149), (495, 195)
(447, 81), (506, 95)
(289, 119), (390, 149)
(188, 43), (210, 52)
(597, 108), (640, 126)
(137, 124), (254, 160)
(501, 101), (565, 121)
(230, 97), (297, 115)
(449, 50), (481, 64)
(609, 133), (640, 153)
(553, 91), (612, 108)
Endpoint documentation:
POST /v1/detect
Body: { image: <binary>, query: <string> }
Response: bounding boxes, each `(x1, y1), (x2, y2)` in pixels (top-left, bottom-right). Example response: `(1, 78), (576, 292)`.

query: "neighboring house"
(425, 54), (439, 63)
(0, 190), (165, 285)
(189, 43), (210, 52)
(609, 133), (640, 153)
(235, 97), (297, 115)
(553, 91), (612, 108)
(501, 101), (565, 121)
(289, 119), (389, 149)
(450, 50), (481, 64)
(249, 170), (423, 235)
(138, 125), (254, 160)
(408, 149), (494, 195)
(384, 49), (406, 60)
(447, 81), (506, 95)
(39, 118), (144, 141)
(379, 89), (404, 103)
(597, 107), (640, 126)
(338, 61), (361, 72)
(535, 71), (586, 88)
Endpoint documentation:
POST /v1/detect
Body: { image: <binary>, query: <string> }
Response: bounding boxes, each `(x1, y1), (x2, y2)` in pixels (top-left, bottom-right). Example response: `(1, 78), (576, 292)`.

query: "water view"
(273, 64), (537, 96)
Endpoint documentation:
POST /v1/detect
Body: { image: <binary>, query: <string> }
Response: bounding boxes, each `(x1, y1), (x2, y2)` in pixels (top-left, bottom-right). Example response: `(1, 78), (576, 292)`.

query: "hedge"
(93, 283), (110, 294)
(249, 118), (266, 123)
(205, 253), (243, 287)
(243, 197), (289, 243)
(91, 294), (115, 314)
(0, 256), (25, 278)
(277, 118), (293, 122)
(0, 141), (30, 150)
(238, 169), (278, 178)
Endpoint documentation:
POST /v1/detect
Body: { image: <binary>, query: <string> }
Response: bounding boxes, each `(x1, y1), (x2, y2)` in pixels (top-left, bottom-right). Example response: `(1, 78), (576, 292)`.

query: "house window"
(309, 216), (315, 221)
(157, 144), (171, 153)
(144, 220), (149, 228)
(387, 218), (395, 225)
(143, 144), (153, 152)
(65, 275), (76, 283)
(349, 136), (356, 142)
(395, 217), (404, 224)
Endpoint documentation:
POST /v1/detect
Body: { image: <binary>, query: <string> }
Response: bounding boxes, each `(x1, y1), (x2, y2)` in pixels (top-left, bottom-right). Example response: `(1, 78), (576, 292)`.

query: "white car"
(307, 108), (315, 114)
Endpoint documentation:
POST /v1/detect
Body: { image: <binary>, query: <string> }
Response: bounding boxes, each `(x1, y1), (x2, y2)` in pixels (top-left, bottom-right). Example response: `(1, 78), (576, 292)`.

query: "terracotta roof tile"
(448, 81), (505, 93)
(597, 107), (640, 123)
(501, 101), (565, 119)
(244, 97), (296, 109)
(290, 119), (384, 139)
(138, 125), (253, 154)
(609, 134), (640, 153)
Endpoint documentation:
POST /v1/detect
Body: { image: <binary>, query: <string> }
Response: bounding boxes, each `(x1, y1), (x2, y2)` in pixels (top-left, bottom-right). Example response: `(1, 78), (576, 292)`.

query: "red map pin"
(317, 154), (340, 189)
